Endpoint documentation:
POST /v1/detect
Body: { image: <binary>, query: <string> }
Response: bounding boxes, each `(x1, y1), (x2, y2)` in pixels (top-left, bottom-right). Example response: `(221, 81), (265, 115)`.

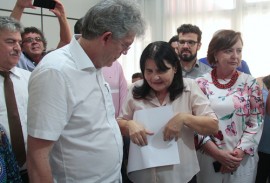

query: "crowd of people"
(0, 0), (268, 183)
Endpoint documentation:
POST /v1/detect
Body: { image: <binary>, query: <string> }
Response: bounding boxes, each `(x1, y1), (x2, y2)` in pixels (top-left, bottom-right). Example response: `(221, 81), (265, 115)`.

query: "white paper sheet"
(127, 105), (180, 173)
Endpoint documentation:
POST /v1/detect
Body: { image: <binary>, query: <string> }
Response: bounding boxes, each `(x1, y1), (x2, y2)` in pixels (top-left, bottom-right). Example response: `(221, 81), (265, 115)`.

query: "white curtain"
(119, 0), (270, 83)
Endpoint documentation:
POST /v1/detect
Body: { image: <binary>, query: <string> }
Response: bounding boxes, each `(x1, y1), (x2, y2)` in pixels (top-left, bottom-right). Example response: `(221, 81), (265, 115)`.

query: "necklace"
(211, 68), (239, 89)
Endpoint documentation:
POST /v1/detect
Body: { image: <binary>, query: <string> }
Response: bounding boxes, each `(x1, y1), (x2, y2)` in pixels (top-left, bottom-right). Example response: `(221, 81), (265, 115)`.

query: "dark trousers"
(122, 136), (133, 183)
(255, 151), (270, 183)
(188, 175), (197, 183)
(20, 170), (29, 183)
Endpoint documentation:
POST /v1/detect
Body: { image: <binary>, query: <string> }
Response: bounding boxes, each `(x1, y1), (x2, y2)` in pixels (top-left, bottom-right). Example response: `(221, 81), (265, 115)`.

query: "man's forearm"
(28, 157), (53, 183)
(27, 135), (54, 183)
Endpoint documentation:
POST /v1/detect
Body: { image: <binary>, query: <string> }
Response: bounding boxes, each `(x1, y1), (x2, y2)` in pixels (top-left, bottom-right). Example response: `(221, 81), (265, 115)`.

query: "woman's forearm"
(181, 114), (219, 135)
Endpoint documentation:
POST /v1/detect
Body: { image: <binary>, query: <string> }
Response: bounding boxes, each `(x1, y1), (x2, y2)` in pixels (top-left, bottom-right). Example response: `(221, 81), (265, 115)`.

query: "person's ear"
(197, 42), (202, 51)
(173, 66), (177, 74)
(101, 32), (112, 43)
(214, 53), (218, 62)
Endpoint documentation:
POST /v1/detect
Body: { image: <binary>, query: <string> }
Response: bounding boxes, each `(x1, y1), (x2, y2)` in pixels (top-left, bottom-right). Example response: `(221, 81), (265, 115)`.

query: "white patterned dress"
(195, 72), (264, 183)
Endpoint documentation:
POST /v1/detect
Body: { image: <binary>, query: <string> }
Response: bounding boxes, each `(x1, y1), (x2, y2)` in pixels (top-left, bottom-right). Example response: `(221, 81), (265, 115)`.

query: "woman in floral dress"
(195, 30), (264, 183)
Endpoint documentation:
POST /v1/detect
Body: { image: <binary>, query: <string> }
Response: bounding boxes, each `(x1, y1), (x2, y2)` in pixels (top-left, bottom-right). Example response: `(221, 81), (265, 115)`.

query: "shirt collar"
(10, 67), (22, 78)
(183, 78), (191, 92)
(194, 59), (200, 67)
(180, 59), (199, 71)
(69, 35), (96, 71)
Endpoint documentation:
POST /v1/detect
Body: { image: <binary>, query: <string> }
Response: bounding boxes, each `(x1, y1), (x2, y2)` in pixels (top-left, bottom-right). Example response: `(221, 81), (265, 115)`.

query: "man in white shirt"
(26, 0), (146, 182)
(0, 16), (31, 182)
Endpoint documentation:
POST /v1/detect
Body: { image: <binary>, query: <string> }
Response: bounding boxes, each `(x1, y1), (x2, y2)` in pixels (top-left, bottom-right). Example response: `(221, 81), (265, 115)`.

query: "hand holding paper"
(127, 106), (180, 173)
(127, 120), (154, 146)
(163, 113), (185, 141)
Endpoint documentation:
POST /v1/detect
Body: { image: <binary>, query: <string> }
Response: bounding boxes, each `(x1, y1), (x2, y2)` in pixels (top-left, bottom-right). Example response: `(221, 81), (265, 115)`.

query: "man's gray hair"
(81, 0), (146, 40)
(0, 16), (24, 33)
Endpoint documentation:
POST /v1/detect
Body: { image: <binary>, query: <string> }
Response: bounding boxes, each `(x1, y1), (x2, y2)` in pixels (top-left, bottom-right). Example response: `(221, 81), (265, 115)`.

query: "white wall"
(0, 0), (100, 49)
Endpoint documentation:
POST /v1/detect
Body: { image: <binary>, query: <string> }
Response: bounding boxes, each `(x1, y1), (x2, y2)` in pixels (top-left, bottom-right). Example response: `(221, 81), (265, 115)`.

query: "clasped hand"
(216, 149), (244, 173)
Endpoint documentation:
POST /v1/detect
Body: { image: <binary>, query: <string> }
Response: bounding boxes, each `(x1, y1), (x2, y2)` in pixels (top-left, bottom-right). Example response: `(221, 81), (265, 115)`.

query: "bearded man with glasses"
(177, 24), (212, 79)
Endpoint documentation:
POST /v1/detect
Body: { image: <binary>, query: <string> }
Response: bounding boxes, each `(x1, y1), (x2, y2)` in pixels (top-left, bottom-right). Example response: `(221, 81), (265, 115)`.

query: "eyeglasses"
(22, 37), (43, 44)
(179, 40), (198, 47)
(118, 40), (131, 54)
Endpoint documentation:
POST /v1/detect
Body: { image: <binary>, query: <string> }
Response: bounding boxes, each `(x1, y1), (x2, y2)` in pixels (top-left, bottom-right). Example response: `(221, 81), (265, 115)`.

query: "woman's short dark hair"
(207, 30), (243, 66)
(133, 41), (184, 101)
